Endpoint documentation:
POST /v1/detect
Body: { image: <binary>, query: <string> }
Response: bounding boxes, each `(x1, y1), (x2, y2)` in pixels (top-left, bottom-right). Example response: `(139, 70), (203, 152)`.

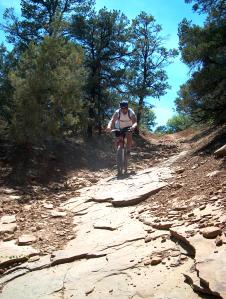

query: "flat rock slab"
(50, 211), (67, 217)
(63, 153), (187, 211)
(0, 240), (39, 268)
(18, 234), (37, 245)
(112, 182), (168, 206)
(0, 223), (17, 234)
(77, 164), (174, 208)
(1, 215), (16, 224)
(1, 151), (204, 299)
(170, 225), (226, 298)
(0, 239), (200, 299)
(93, 220), (119, 230)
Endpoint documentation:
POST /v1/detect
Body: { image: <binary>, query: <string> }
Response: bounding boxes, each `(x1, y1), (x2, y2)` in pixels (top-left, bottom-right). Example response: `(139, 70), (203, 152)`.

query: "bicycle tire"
(117, 146), (123, 176)
(124, 150), (128, 173)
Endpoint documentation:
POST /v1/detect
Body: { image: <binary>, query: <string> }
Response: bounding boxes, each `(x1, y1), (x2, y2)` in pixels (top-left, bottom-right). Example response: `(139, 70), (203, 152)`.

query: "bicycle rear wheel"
(124, 150), (128, 173)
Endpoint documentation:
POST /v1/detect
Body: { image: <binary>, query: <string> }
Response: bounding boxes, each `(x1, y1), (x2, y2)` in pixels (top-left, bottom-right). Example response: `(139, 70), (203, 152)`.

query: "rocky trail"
(0, 127), (226, 299)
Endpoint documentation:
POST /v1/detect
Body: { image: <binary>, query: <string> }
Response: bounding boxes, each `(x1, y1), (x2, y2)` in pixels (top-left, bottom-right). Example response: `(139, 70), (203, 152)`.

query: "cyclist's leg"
(126, 131), (132, 153)
(115, 136), (120, 150)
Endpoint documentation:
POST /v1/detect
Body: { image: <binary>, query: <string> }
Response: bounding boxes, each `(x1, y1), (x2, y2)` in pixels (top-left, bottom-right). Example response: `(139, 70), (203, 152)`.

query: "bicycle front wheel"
(117, 146), (123, 176)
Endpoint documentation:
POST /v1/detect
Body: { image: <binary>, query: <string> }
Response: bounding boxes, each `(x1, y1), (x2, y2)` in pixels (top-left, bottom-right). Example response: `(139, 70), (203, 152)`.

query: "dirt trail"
(0, 150), (202, 299)
(0, 126), (226, 298)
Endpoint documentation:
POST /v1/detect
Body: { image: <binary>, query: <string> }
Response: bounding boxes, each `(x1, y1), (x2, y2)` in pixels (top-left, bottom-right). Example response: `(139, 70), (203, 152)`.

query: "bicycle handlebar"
(111, 126), (132, 133)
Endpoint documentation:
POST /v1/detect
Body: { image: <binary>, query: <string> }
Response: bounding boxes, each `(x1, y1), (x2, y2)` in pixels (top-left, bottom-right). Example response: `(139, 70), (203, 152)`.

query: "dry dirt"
(0, 125), (226, 271)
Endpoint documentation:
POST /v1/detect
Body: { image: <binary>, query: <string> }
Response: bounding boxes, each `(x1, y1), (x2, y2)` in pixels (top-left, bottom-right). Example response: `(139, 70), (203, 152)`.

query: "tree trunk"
(87, 106), (95, 137)
(137, 96), (144, 125)
(97, 70), (102, 135)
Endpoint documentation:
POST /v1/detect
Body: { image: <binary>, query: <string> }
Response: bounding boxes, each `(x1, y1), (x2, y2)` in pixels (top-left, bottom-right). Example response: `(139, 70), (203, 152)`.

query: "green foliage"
(176, 1), (226, 124)
(71, 8), (130, 132)
(166, 114), (194, 133)
(154, 114), (194, 135)
(2, 0), (95, 51)
(154, 125), (169, 135)
(10, 37), (86, 144)
(127, 12), (178, 124)
(139, 106), (157, 131)
(185, 0), (225, 21)
(0, 44), (17, 131)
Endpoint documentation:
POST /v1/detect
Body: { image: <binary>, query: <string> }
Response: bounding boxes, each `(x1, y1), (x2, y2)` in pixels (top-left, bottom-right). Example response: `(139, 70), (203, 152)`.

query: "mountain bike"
(111, 126), (132, 176)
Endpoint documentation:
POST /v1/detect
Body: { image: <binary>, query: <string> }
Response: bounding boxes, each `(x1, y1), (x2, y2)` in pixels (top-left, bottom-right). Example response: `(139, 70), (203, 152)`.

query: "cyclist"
(107, 101), (137, 154)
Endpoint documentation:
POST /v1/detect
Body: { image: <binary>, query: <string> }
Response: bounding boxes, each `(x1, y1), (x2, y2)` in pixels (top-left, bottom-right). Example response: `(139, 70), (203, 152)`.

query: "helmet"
(119, 101), (128, 108)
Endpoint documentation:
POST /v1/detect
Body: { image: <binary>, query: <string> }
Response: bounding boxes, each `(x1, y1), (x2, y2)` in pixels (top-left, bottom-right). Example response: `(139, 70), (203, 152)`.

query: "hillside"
(0, 124), (226, 298)
(0, 126), (225, 254)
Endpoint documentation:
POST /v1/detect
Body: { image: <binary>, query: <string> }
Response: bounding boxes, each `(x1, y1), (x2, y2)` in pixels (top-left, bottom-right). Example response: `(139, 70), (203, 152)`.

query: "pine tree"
(71, 8), (130, 135)
(2, 0), (95, 51)
(127, 12), (178, 125)
(176, 0), (226, 123)
(10, 37), (86, 145)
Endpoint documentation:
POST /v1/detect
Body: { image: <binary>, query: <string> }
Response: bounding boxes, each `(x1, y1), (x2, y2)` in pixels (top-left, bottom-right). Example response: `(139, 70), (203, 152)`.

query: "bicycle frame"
(112, 126), (131, 176)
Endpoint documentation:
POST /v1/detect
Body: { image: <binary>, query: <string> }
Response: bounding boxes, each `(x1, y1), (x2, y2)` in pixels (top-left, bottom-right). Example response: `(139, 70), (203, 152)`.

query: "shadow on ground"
(0, 132), (178, 190)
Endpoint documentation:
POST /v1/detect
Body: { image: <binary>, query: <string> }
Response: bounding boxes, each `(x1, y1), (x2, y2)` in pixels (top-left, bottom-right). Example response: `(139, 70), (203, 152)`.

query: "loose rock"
(201, 226), (222, 239)
(150, 256), (162, 265)
(18, 234), (37, 245)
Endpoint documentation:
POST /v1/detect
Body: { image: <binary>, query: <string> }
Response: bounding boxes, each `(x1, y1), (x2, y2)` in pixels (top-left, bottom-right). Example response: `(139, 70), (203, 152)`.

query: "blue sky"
(0, 0), (205, 127)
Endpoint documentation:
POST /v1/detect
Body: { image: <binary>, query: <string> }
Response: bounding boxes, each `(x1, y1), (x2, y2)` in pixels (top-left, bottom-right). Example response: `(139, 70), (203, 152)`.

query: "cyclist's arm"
(107, 112), (118, 130)
(131, 114), (137, 130)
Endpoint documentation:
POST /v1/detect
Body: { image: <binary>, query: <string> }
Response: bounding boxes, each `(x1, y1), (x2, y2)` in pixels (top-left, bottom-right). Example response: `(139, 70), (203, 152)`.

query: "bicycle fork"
(116, 135), (128, 176)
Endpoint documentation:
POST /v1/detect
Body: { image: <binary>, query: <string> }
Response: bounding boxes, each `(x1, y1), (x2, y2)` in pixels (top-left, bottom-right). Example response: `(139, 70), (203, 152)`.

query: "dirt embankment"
(0, 125), (225, 257)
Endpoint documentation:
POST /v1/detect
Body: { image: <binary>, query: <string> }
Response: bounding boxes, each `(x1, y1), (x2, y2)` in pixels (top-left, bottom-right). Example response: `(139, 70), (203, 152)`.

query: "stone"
(152, 222), (173, 230)
(1, 188), (16, 195)
(215, 235), (223, 246)
(219, 215), (226, 223)
(144, 235), (153, 243)
(150, 256), (162, 265)
(28, 255), (40, 262)
(43, 203), (54, 209)
(187, 212), (194, 217)
(93, 221), (118, 231)
(18, 234), (37, 245)
(191, 164), (199, 169)
(3, 234), (14, 242)
(168, 211), (180, 216)
(9, 195), (21, 200)
(112, 182), (168, 207)
(174, 167), (185, 174)
(50, 211), (67, 217)
(209, 196), (218, 202)
(170, 250), (181, 257)
(214, 144), (226, 158)
(0, 240), (39, 267)
(24, 205), (32, 211)
(1, 215), (16, 224)
(206, 170), (222, 177)
(201, 227), (222, 239)
(173, 183), (184, 189)
(144, 259), (152, 266)
(0, 223), (17, 234)
(171, 226), (226, 297)
(199, 205), (206, 210)
(173, 206), (187, 211)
